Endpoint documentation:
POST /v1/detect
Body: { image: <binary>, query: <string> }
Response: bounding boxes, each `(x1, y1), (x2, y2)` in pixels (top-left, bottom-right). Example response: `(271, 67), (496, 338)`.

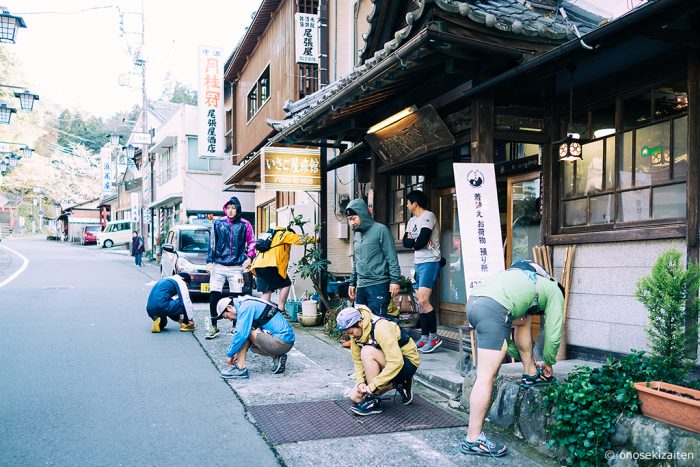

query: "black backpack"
(255, 228), (281, 252)
(238, 296), (280, 328)
(368, 316), (411, 349)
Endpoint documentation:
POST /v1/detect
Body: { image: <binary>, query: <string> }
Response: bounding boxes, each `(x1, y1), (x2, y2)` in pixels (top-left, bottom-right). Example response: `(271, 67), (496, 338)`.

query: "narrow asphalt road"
(0, 237), (279, 466)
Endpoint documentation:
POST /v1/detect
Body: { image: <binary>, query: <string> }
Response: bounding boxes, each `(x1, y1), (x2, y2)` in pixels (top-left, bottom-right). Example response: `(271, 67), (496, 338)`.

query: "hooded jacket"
(347, 199), (401, 288)
(349, 306), (420, 392)
(206, 196), (256, 266)
(471, 269), (564, 366)
(250, 227), (315, 279)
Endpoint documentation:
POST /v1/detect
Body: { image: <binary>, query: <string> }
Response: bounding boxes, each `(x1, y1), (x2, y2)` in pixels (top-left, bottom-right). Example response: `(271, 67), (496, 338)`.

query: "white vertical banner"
(130, 192), (139, 223)
(198, 45), (224, 158)
(454, 163), (505, 299)
(294, 13), (319, 64)
(100, 146), (113, 194)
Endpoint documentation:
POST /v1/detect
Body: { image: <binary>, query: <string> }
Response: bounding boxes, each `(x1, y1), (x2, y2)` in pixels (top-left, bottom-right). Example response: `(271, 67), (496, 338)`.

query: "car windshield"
(179, 229), (210, 252)
(85, 226), (101, 232)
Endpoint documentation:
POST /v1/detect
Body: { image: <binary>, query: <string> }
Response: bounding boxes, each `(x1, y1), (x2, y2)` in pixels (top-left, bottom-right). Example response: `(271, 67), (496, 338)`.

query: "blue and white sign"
(454, 163), (504, 298)
(100, 147), (113, 194)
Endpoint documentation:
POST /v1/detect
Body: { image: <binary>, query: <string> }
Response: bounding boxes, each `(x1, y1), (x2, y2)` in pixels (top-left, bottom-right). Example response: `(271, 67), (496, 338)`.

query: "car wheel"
(104, 239), (114, 248)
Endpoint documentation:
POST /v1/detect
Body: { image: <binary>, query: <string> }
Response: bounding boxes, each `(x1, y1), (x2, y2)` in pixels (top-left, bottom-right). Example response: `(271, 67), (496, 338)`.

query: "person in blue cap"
(146, 272), (195, 333)
(335, 306), (420, 416)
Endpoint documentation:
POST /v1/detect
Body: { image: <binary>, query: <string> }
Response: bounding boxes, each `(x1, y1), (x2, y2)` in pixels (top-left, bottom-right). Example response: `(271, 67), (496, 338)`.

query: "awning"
(224, 153), (261, 186)
(327, 142), (370, 171)
(148, 194), (183, 210)
(149, 135), (177, 155)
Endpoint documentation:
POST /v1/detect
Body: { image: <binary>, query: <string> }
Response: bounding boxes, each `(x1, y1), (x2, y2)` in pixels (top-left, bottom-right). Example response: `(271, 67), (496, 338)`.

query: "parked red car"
(81, 225), (102, 245)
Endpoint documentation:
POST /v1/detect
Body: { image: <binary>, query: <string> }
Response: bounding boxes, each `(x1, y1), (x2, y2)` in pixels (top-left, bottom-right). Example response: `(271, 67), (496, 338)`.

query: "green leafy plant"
(635, 248), (699, 382)
(322, 303), (344, 340)
(397, 274), (413, 293)
(290, 211), (332, 310)
(542, 351), (656, 466)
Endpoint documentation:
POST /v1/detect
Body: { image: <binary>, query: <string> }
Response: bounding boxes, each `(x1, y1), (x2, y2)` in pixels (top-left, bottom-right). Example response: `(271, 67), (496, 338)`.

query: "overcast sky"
(9, 0), (263, 117)
(7, 0), (640, 119)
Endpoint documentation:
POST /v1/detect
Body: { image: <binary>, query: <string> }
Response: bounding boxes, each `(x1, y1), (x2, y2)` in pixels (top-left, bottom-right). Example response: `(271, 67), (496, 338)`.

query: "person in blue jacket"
(146, 272), (195, 333)
(216, 296), (295, 379)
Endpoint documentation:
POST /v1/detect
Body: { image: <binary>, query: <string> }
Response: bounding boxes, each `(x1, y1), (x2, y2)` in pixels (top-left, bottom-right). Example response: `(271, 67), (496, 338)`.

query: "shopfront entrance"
(505, 172), (542, 266)
(437, 188), (466, 327)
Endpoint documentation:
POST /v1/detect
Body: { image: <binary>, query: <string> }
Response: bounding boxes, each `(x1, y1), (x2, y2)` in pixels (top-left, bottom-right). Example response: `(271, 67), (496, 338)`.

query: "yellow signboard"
(261, 147), (321, 191)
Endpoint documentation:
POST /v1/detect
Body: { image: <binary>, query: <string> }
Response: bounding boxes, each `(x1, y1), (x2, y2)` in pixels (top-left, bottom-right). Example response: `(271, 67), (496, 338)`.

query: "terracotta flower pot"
(634, 381), (700, 433)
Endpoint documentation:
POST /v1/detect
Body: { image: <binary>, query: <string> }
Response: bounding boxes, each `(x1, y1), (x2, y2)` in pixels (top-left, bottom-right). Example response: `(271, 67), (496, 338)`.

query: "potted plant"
(633, 248), (700, 432)
(290, 212), (331, 325)
(394, 274), (419, 328)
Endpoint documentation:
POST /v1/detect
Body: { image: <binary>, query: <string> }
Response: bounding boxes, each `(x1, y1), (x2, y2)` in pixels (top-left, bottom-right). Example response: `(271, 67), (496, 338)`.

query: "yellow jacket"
(350, 306), (420, 392)
(251, 228), (314, 279)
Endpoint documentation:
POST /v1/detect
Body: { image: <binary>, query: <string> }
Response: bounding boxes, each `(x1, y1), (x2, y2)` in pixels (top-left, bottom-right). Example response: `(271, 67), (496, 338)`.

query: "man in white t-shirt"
(402, 190), (443, 353)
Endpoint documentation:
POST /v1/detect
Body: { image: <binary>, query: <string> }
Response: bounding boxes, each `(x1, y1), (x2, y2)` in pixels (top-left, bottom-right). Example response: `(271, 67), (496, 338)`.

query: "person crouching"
(335, 306), (420, 416)
(216, 296), (295, 379)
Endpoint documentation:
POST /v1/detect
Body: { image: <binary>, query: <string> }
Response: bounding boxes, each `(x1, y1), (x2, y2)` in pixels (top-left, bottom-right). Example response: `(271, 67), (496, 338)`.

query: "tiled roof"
(269, 0), (603, 135)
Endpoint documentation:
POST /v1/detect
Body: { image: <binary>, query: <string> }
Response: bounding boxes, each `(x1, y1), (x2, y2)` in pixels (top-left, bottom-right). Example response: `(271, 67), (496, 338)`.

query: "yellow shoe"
(151, 317), (161, 333)
(180, 321), (196, 332)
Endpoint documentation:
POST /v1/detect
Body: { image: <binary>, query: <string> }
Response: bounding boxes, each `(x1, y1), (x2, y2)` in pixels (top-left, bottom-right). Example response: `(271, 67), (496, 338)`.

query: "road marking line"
(0, 244), (29, 288)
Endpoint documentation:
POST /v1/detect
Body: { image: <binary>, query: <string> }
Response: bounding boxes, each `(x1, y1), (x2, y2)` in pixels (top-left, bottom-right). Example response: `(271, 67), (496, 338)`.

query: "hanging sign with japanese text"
(198, 46), (224, 158)
(364, 105), (455, 165)
(294, 13), (319, 64)
(454, 163), (504, 299)
(261, 147), (321, 192)
(100, 146), (113, 194)
(130, 192), (140, 223)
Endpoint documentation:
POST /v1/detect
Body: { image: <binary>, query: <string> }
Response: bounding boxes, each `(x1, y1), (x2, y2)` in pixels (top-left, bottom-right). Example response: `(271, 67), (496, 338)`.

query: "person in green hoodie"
(460, 261), (564, 458)
(345, 199), (401, 317)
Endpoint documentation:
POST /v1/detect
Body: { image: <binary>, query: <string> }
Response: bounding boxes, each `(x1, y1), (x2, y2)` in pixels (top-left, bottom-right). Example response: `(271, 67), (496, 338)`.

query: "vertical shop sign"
(130, 193), (139, 223)
(198, 46), (224, 158)
(100, 146), (113, 194)
(294, 13), (319, 64)
(454, 163), (504, 298)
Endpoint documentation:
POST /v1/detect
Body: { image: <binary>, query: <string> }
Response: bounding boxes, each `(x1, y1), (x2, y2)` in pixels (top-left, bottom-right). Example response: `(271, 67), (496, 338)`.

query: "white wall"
(553, 239), (687, 356)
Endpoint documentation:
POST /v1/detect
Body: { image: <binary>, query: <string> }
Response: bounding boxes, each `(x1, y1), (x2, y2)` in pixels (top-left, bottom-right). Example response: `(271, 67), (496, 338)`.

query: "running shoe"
(350, 395), (383, 416)
(271, 353), (288, 374)
(396, 377), (413, 405)
(179, 321), (196, 332)
(460, 433), (507, 457)
(151, 317), (161, 333)
(419, 338), (443, 353)
(205, 327), (220, 340)
(220, 366), (249, 379)
(520, 367), (556, 388)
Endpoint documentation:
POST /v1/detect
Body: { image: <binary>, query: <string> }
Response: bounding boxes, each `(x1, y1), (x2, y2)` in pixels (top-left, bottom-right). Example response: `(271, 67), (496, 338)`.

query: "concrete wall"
(553, 239), (687, 355)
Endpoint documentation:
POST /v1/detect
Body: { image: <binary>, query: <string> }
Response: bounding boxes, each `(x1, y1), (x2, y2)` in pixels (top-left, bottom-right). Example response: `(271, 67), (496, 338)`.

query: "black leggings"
(209, 290), (222, 328)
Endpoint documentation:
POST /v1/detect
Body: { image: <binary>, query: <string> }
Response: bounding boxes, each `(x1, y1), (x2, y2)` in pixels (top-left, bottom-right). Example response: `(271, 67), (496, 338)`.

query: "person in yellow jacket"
(335, 305), (420, 416)
(250, 226), (315, 314)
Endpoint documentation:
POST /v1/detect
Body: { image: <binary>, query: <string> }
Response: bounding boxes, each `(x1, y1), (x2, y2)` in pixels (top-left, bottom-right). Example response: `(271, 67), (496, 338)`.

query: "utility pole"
(139, 0), (152, 254)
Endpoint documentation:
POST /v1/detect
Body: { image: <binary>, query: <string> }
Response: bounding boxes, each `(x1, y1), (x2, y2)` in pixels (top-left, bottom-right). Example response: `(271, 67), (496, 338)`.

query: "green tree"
(170, 82), (197, 105)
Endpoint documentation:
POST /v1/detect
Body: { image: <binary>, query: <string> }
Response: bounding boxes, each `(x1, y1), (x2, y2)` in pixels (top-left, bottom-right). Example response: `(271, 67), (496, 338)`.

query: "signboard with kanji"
(261, 147), (321, 192)
(198, 46), (224, 158)
(294, 13), (319, 64)
(454, 163), (504, 299)
(100, 147), (113, 194)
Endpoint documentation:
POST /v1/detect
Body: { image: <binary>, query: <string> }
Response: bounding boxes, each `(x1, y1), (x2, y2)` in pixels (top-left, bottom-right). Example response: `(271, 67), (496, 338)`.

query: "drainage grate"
(248, 396), (465, 444)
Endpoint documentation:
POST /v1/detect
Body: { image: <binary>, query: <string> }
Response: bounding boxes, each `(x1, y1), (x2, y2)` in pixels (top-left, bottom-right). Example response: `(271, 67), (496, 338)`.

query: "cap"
(334, 307), (362, 331)
(177, 272), (192, 285)
(344, 207), (358, 217)
(216, 297), (232, 318)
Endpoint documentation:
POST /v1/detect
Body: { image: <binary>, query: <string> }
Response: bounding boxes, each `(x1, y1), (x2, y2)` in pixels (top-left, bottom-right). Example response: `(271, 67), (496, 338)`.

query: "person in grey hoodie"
(345, 199), (401, 317)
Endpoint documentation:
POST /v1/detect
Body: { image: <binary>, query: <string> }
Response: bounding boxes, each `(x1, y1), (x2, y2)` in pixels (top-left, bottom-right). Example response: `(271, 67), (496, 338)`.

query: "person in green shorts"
(460, 260), (564, 457)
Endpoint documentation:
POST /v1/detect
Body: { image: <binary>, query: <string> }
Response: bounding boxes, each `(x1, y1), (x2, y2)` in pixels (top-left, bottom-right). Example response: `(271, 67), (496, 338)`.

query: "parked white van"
(96, 220), (133, 248)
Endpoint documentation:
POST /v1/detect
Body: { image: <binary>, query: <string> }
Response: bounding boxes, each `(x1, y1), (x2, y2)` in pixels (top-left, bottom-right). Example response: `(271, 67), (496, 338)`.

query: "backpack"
(509, 259), (565, 315)
(367, 316), (411, 349)
(255, 228), (281, 252)
(237, 296), (280, 328)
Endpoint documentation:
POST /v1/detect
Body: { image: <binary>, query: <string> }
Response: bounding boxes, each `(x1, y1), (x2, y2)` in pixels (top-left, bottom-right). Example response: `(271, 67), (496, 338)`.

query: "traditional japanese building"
(268, 0), (700, 361)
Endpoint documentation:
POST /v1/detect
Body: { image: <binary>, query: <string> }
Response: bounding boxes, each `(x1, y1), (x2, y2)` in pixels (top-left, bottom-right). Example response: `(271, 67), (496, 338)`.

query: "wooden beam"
(471, 98), (494, 163)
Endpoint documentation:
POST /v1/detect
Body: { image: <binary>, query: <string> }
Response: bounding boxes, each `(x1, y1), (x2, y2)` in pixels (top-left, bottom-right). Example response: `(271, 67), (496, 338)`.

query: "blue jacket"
(206, 196), (255, 266)
(226, 298), (295, 358)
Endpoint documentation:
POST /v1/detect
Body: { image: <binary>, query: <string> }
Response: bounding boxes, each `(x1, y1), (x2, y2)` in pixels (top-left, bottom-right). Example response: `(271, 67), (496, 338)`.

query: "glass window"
(179, 229), (210, 252)
(578, 139), (604, 195)
(563, 199), (587, 226)
(605, 137), (615, 191)
(591, 105), (615, 139)
(620, 131), (633, 189)
(673, 116), (688, 180)
(246, 65), (271, 122)
(590, 194), (613, 224)
(653, 183), (686, 220)
(654, 81), (687, 120)
(187, 136), (209, 171)
(388, 175), (424, 241)
(618, 188), (651, 222)
(636, 121), (670, 185)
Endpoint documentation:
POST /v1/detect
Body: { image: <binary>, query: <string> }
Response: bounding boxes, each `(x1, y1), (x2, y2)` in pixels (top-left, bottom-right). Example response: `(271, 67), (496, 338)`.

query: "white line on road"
(0, 244), (29, 288)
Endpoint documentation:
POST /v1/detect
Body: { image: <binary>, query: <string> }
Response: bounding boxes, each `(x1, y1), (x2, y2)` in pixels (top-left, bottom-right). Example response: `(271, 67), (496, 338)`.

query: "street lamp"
(124, 143), (136, 159)
(0, 102), (17, 124)
(8, 152), (18, 167)
(0, 7), (26, 44)
(14, 89), (39, 111)
(108, 133), (121, 146)
(21, 145), (32, 158)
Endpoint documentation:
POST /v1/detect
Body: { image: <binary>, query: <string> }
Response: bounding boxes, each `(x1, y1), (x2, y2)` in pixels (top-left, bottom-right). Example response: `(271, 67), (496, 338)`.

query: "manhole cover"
(248, 395), (464, 444)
